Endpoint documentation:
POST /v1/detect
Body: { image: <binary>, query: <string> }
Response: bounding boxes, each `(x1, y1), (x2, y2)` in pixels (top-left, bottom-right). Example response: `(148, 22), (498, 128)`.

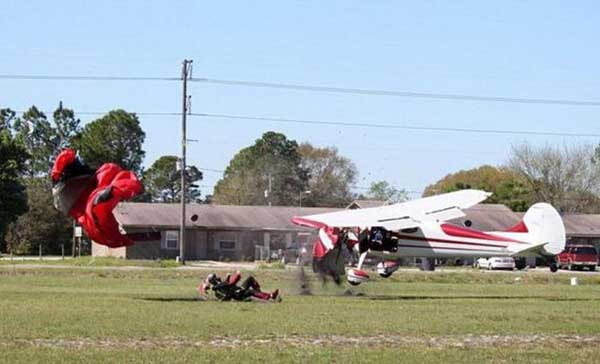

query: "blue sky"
(2, 1), (599, 198)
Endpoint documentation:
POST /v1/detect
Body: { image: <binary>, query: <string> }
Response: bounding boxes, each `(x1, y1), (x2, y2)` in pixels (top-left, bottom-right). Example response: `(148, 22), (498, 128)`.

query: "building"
(93, 202), (534, 261)
(346, 199), (387, 209)
(553, 214), (600, 250)
(93, 203), (337, 260)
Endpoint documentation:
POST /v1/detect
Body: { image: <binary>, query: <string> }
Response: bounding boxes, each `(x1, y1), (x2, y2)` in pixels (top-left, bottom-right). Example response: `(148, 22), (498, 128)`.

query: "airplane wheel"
(550, 263), (558, 273)
(379, 272), (393, 278)
(348, 280), (361, 286)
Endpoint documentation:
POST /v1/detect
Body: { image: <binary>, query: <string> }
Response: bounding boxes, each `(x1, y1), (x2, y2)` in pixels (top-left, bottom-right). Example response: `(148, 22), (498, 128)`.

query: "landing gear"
(541, 255), (559, 273)
(376, 261), (400, 278)
(515, 257), (527, 271)
(347, 251), (369, 286)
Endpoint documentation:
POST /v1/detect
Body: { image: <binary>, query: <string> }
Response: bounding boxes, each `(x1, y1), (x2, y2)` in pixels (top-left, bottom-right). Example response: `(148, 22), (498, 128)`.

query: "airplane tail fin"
(509, 203), (566, 256)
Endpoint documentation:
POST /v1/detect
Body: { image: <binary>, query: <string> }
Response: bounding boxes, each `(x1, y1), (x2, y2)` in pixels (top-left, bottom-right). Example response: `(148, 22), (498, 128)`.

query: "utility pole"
(180, 59), (193, 264)
(268, 173), (272, 207)
(299, 190), (311, 208)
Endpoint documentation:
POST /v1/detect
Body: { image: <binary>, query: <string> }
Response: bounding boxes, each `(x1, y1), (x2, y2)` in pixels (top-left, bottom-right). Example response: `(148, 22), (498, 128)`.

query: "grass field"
(1, 264), (600, 363)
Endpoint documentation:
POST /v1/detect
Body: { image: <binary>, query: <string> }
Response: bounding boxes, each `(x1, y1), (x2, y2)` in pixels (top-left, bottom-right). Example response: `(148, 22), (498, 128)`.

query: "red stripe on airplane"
(291, 216), (329, 229)
(506, 220), (529, 233)
(440, 224), (527, 244)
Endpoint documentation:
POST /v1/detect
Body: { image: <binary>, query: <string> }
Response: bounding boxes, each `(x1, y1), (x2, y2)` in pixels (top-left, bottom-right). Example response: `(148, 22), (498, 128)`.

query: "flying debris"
(51, 148), (143, 248)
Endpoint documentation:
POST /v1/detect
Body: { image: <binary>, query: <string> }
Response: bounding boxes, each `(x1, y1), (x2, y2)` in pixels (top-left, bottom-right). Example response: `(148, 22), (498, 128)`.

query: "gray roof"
(452, 204), (521, 231)
(346, 199), (387, 209)
(114, 203), (339, 231)
(513, 212), (600, 238)
(115, 202), (521, 233)
(561, 214), (600, 237)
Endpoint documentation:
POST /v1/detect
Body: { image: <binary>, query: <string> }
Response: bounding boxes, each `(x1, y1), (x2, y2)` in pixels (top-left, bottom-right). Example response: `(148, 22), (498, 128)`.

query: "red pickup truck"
(556, 245), (598, 271)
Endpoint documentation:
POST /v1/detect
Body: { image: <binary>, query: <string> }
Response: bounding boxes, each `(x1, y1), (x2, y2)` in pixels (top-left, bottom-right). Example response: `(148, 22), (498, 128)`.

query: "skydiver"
(199, 271), (281, 302)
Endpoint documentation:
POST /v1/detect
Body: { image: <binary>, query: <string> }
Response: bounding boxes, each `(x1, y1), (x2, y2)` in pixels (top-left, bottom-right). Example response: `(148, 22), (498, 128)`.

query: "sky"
(1, 0), (599, 198)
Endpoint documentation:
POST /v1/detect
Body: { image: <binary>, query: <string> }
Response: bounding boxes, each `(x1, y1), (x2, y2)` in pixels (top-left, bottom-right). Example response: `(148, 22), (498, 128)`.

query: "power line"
(3, 73), (600, 106)
(14, 110), (181, 117)
(191, 112), (600, 138)
(199, 167), (225, 173)
(192, 77), (600, 107)
(354, 185), (424, 195)
(0, 74), (179, 81)
(11, 108), (600, 137)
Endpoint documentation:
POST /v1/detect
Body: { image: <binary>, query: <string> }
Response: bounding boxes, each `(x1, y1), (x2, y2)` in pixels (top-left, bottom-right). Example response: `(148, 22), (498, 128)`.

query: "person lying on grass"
(199, 271), (281, 302)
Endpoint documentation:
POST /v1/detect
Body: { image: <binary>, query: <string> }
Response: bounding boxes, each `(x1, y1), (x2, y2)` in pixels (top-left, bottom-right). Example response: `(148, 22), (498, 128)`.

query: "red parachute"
(51, 148), (143, 248)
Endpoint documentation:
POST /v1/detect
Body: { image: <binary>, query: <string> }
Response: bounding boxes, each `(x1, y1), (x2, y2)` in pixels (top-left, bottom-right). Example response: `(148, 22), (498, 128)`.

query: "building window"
(163, 231), (179, 250)
(219, 241), (236, 250)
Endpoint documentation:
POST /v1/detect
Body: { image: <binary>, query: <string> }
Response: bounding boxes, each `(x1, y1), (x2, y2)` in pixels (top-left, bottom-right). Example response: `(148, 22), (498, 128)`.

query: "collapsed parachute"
(51, 148), (143, 248)
(292, 217), (359, 284)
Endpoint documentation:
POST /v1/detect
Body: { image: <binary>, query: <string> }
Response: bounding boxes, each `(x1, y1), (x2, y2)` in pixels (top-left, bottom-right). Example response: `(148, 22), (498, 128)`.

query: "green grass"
(257, 261), (286, 270)
(1, 266), (600, 363)
(0, 256), (180, 268)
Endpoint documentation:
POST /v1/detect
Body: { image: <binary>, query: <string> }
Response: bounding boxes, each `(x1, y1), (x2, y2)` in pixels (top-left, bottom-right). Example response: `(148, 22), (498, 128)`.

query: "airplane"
(291, 189), (566, 285)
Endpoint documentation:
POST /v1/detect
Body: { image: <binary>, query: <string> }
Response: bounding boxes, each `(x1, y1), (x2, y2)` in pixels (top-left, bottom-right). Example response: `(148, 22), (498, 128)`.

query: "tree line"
(0, 107), (392, 255)
(423, 144), (600, 213)
(0, 105), (147, 254)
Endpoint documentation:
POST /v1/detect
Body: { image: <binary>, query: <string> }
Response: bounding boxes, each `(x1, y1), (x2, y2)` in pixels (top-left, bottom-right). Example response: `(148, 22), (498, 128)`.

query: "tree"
(365, 180), (408, 203)
(0, 108), (17, 133)
(143, 155), (203, 203)
(72, 109), (145, 173)
(12, 106), (54, 176)
(423, 165), (533, 212)
(213, 132), (308, 206)
(10, 103), (80, 177)
(52, 102), (81, 154)
(5, 178), (72, 254)
(509, 143), (600, 213)
(0, 124), (28, 250)
(297, 143), (358, 207)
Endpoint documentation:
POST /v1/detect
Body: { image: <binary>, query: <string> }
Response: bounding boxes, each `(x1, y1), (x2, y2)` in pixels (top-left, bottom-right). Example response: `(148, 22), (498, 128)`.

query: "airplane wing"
(291, 189), (492, 231)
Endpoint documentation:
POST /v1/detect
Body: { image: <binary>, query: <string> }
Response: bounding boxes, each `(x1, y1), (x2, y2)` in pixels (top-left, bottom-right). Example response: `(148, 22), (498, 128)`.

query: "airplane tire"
(379, 272), (393, 278)
(550, 263), (558, 273)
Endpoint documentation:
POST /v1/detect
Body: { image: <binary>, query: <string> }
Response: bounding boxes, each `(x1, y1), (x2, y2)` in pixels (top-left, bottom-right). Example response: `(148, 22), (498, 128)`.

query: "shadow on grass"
(363, 295), (598, 302)
(137, 297), (204, 303)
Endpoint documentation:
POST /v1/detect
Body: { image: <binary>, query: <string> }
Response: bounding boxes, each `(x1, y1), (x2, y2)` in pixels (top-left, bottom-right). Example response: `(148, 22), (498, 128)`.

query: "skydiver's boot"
(251, 289), (280, 301)
(271, 289), (280, 301)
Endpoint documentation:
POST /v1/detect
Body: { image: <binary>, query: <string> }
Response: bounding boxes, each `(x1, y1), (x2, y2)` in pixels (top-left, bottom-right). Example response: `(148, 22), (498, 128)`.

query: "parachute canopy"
(51, 148), (143, 248)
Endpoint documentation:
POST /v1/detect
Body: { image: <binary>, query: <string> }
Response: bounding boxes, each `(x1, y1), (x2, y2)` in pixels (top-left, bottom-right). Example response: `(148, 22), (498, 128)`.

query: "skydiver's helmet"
(207, 273), (220, 285)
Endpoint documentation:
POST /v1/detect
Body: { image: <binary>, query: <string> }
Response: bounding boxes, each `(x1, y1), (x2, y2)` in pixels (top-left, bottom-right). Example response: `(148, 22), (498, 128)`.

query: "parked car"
(556, 245), (598, 271)
(475, 257), (515, 270)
